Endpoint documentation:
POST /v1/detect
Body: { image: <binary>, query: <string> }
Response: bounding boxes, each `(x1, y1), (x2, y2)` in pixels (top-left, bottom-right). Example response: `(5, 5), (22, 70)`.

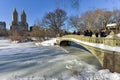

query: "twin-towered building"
(10, 8), (28, 31)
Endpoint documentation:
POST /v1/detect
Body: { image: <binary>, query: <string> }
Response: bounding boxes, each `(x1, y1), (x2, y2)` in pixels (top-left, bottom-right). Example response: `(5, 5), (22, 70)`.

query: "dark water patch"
(69, 42), (90, 52)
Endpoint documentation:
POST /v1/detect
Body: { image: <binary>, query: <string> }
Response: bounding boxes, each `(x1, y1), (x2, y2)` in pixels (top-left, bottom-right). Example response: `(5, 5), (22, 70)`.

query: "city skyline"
(0, 0), (120, 29)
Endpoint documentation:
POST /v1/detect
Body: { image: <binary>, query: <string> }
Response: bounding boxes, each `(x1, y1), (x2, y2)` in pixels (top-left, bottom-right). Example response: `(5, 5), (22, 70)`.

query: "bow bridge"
(56, 35), (120, 73)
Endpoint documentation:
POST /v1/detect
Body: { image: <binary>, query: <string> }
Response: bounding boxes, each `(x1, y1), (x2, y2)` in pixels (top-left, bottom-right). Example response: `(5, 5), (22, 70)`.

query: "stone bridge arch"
(56, 35), (120, 72)
(60, 39), (104, 66)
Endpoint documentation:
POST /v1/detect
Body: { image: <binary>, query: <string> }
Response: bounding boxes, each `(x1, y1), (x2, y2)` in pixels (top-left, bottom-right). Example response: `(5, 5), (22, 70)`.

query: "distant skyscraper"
(10, 8), (28, 31)
(0, 22), (6, 30)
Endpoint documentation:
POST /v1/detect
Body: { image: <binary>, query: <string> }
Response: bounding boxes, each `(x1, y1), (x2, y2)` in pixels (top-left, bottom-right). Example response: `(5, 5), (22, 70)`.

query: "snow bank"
(64, 59), (120, 80)
(9, 68), (120, 80)
(35, 38), (56, 46)
(0, 39), (36, 55)
(116, 33), (120, 37)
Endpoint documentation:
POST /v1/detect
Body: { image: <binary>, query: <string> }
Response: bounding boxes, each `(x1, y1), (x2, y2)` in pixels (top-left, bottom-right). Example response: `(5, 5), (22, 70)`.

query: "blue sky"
(0, 0), (120, 29)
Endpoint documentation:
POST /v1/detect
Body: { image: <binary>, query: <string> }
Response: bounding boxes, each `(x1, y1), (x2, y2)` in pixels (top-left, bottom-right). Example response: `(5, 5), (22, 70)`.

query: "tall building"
(0, 22), (6, 30)
(10, 8), (28, 31)
(19, 10), (28, 30)
(10, 8), (19, 30)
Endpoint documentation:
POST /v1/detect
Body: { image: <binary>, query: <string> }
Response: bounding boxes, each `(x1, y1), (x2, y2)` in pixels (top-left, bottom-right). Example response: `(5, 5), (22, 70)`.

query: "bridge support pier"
(103, 51), (120, 73)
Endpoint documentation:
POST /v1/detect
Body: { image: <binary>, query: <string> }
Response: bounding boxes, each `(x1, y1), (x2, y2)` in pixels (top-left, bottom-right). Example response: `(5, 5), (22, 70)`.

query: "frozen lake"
(0, 38), (119, 80)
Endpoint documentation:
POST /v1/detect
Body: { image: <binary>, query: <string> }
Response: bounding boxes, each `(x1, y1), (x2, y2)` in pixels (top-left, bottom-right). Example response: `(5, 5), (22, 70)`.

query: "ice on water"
(0, 38), (119, 80)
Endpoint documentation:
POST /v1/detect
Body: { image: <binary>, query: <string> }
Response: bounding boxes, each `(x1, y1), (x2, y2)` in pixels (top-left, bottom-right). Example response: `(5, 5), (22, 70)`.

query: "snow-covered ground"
(0, 38), (120, 80)
(35, 38), (56, 46)
(116, 33), (120, 37)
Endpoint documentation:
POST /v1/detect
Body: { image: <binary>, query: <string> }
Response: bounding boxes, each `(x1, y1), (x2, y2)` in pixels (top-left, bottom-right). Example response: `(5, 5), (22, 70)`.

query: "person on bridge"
(84, 30), (93, 37)
(95, 32), (99, 37)
(100, 29), (107, 37)
(89, 30), (93, 37)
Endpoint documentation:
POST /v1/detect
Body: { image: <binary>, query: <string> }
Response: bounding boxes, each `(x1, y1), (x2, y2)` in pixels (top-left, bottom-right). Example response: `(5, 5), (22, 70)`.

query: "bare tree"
(102, 11), (113, 28)
(69, 16), (84, 31)
(30, 25), (45, 40)
(80, 11), (95, 30)
(69, 9), (114, 33)
(42, 8), (67, 34)
(79, 9), (113, 31)
(9, 30), (27, 41)
(0, 30), (8, 36)
(112, 9), (120, 24)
